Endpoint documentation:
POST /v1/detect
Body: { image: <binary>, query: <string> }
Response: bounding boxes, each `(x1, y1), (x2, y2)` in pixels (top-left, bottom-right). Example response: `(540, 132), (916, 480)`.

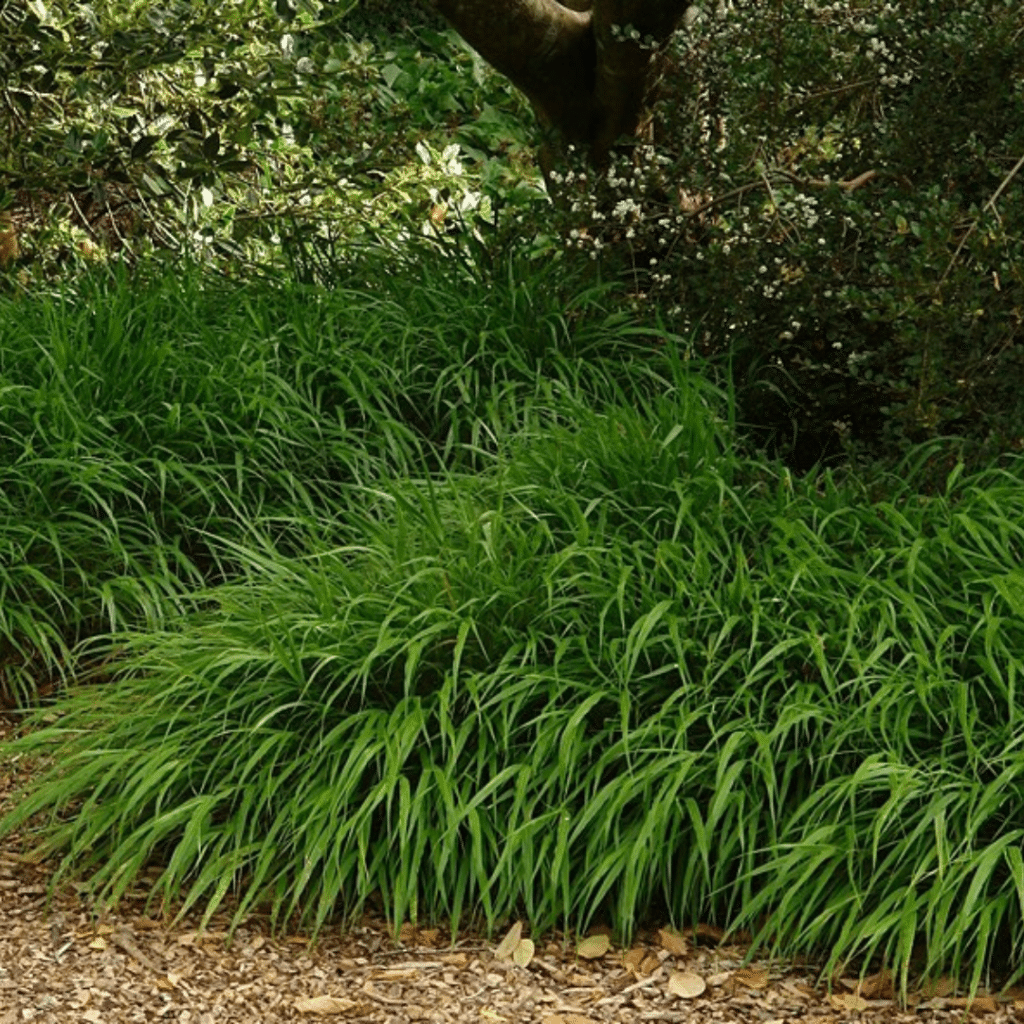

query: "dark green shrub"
(545, 0), (1024, 483)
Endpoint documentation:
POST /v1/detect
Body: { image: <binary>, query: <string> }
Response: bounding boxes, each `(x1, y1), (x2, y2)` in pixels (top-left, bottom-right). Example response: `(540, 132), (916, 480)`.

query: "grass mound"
(0, 256), (660, 702)
(2, 261), (1023, 995)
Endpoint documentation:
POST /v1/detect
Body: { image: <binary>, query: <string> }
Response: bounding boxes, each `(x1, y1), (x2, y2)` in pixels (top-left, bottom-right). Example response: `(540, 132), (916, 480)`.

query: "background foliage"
(544, 0), (1024, 478)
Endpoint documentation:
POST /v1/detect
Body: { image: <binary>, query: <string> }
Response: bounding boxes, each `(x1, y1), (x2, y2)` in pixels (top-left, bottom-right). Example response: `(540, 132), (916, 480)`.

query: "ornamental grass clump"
(0, 256), (664, 705)
(3, 376), (1022, 994)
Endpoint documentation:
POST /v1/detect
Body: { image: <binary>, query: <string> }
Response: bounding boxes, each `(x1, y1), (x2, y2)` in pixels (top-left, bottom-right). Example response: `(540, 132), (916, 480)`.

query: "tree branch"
(432, 0), (691, 164)
(432, 0), (599, 143)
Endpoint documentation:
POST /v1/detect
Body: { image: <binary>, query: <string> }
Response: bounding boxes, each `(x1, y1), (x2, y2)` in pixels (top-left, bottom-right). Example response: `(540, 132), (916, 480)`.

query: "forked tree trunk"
(430, 0), (692, 167)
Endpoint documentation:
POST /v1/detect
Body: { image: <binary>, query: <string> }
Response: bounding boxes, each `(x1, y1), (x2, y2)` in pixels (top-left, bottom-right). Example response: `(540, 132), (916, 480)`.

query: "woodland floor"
(2, 720), (1022, 1024)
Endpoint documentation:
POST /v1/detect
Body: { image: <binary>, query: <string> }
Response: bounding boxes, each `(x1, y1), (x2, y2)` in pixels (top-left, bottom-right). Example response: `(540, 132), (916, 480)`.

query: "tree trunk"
(430, 0), (691, 166)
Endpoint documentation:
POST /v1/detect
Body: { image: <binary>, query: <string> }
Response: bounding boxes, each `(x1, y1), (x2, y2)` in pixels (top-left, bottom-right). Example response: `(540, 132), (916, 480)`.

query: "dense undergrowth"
(2, 260), (1024, 997)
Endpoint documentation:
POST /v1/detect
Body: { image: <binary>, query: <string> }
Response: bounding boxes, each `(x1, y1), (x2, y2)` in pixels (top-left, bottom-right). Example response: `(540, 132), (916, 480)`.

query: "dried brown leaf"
(494, 920), (523, 960)
(512, 937), (535, 967)
(947, 997), (998, 1013)
(639, 954), (661, 976)
(669, 971), (707, 998)
(734, 966), (769, 989)
(857, 968), (894, 999)
(830, 993), (869, 1012)
(576, 934), (610, 959)
(919, 976), (956, 998)
(294, 994), (362, 1014)
(658, 927), (687, 956)
(622, 947), (646, 971)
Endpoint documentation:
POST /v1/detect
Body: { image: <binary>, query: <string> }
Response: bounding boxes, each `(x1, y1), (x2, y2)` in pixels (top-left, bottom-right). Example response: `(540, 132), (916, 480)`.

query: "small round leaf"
(669, 971), (706, 999)
(576, 934), (611, 959)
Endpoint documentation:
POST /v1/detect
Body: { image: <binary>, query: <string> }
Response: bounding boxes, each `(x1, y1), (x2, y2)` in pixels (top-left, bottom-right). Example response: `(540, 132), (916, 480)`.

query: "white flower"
(613, 198), (642, 220)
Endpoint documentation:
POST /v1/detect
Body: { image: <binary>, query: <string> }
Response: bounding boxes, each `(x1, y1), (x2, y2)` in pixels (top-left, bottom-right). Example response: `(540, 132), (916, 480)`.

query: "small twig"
(636, 1013), (695, 1022)
(939, 150), (1024, 285)
(839, 169), (878, 191)
(359, 985), (406, 1006)
(370, 960), (447, 971)
(686, 168), (878, 222)
(595, 967), (665, 1003)
(371, 942), (488, 960)
(111, 927), (161, 973)
(778, 168), (878, 191)
(983, 150), (1024, 214)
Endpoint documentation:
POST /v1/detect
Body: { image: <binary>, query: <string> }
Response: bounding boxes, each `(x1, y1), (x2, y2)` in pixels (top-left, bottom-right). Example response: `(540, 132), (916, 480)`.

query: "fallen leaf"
(734, 966), (769, 989)
(830, 993), (869, 1011)
(295, 995), (361, 1015)
(947, 997), (998, 1013)
(787, 981), (819, 998)
(88, 937), (107, 950)
(857, 968), (894, 999)
(418, 928), (440, 945)
(920, 976), (956, 998)
(622, 947), (646, 971)
(371, 968), (419, 981)
(685, 922), (725, 942)
(494, 921), (522, 961)
(658, 927), (687, 956)
(512, 937), (535, 967)
(442, 952), (468, 966)
(669, 971), (707, 998)
(576, 934), (610, 959)
(639, 954), (661, 976)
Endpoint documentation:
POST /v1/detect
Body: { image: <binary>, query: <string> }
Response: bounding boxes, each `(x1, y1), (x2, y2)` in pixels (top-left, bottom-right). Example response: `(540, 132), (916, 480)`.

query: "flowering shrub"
(544, 0), (1024, 478)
